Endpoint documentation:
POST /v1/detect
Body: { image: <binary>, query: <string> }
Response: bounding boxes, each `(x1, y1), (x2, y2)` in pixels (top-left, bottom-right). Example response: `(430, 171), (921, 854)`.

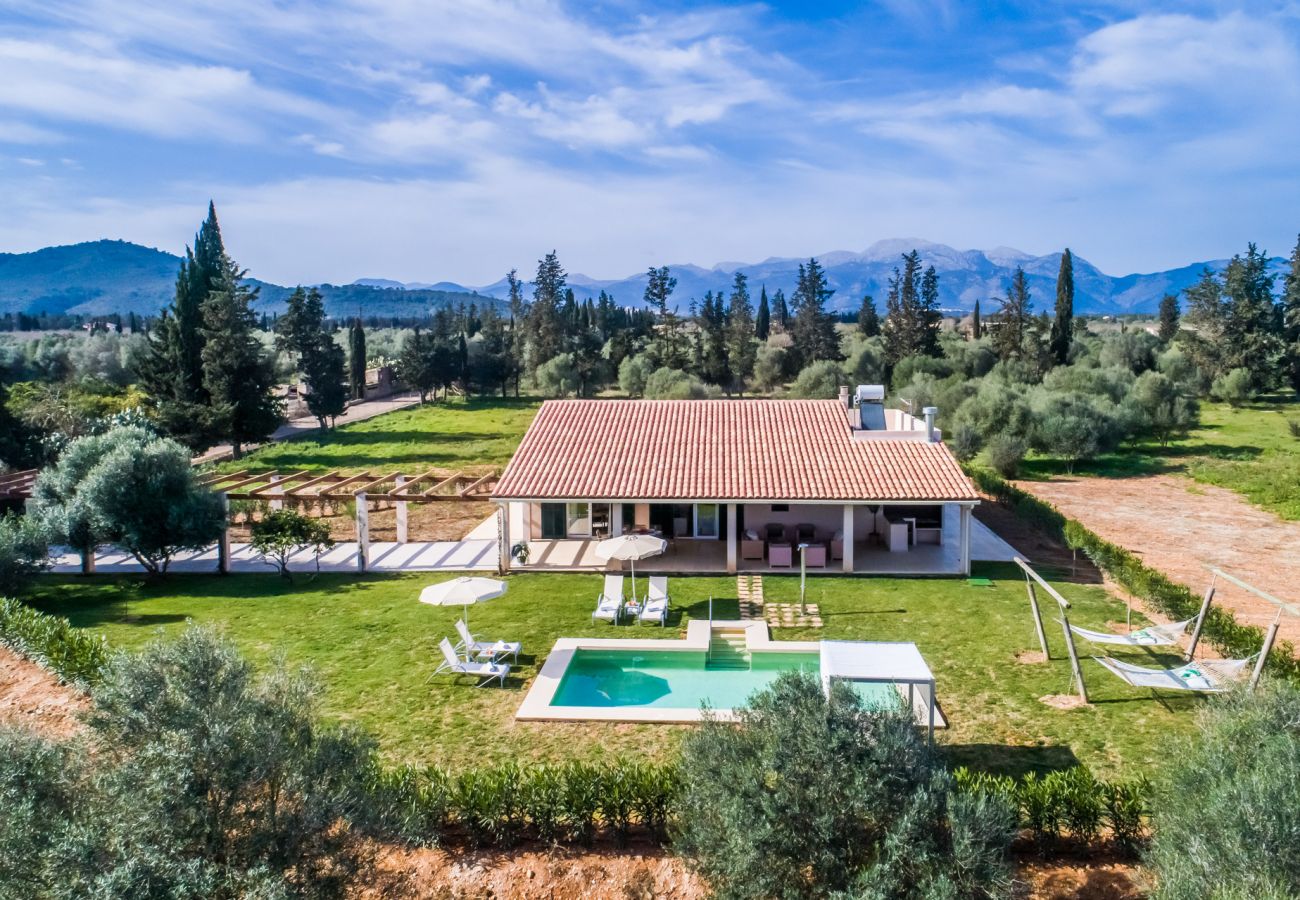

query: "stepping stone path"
(765, 603), (823, 629)
(737, 575), (824, 628)
(735, 575), (765, 620)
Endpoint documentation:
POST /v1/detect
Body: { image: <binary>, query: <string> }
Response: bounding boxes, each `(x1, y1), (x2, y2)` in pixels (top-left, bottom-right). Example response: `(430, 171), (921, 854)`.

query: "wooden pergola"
(198, 469), (500, 573)
(0, 469), (39, 502)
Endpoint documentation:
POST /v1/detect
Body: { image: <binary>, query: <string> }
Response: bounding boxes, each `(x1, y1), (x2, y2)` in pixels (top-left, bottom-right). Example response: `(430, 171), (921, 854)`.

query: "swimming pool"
(515, 621), (940, 726)
(551, 648), (826, 710)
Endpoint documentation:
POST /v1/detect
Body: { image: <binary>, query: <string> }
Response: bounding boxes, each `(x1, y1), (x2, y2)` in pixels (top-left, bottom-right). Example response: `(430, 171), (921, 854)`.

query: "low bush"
(954, 766), (1150, 854)
(1210, 367), (1255, 406)
(0, 596), (108, 685)
(0, 512), (50, 596)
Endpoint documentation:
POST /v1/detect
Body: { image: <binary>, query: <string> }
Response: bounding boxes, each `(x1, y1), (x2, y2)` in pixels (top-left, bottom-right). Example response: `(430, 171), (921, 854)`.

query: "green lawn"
(210, 397), (540, 475)
(1019, 397), (1300, 519)
(28, 563), (1198, 778)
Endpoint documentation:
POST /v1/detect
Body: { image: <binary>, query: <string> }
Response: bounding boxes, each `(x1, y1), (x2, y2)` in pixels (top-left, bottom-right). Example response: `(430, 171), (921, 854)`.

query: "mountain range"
(0, 238), (1288, 320)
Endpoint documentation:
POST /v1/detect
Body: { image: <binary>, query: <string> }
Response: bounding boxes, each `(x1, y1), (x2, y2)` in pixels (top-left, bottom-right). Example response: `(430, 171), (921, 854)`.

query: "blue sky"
(1, 1), (1298, 286)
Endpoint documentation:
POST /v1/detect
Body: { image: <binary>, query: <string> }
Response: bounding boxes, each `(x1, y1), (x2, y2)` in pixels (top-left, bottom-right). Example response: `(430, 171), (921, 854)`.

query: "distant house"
(491, 389), (980, 575)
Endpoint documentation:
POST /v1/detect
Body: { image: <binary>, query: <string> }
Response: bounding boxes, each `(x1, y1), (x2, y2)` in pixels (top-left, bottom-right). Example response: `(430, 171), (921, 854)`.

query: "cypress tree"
(1157, 294), (1180, 344)
(772, 288), (789, 332)
(882, 250), (941, 364)
(348, 318), (367, 399)
(755, 285), (771, 340)
(971, 299), (982, 340)
(1049, 248), (1074, 365)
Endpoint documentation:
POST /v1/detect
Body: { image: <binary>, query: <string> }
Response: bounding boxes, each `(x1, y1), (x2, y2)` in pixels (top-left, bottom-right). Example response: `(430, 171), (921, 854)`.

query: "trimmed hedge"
(955, 766), (1150, 854)
(0, 596), (108, 686)
(368, 759), (680, 849)
(969, 468), (1300, 681)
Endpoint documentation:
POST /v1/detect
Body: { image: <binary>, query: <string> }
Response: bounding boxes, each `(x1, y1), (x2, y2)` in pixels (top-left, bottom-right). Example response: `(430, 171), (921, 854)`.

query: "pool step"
(706, 631), (751, 670)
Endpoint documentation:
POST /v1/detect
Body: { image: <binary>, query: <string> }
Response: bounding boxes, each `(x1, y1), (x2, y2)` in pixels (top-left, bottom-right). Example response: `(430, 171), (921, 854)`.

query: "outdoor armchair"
(433, 637), (510, 687)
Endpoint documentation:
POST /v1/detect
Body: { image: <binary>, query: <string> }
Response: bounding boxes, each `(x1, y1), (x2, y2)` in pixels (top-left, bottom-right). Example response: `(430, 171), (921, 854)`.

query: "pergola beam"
(458, 471), (497, 497)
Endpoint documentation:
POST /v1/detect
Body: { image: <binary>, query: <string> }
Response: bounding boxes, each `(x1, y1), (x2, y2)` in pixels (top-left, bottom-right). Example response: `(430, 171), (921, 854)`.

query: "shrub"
(250, 508), (335, 581)
(1128, 371), (1197, 446)
(753, 343), (788, 391)
(0, 597), (109, 685)
(0, 513), (49, 596)
(1146, 684), (1300, 898)
(1286, 418), (1300, 440)
(1098, 331), (1159, 373)
(366, 763), (452, 845)
(1211, 367), (1255, 406)
(789, 360), (846, 399)
(452, 762), (525, 848)
(951, 424), (982, 462)
(1033, 394), (1110, 473)
(533, 353), (579, 397)
(985, 434), (1027, 478)
(674, 671), (1015, 900)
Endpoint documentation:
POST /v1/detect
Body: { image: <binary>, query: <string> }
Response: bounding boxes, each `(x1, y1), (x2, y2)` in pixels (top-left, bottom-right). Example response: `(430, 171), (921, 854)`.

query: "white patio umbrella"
(594, 534), (667, 604)
(418, 576), (507, 628)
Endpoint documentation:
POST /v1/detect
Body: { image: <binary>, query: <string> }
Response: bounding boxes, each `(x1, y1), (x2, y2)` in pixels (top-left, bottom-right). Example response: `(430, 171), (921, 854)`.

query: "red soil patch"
(1019, 857), (1145, 899)
(0, 645), (87, 739)
(1017, 474), (1300, 651)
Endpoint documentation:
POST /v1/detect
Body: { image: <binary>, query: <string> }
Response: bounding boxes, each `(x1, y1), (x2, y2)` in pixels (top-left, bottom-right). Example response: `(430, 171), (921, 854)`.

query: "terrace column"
(217, 492), (231, 575)
(394, 476), (408, 544)
(841, 504), (855, 574)
(268, 472), (284, 511)
(725, 503), (737, 574)
(355, 492), (369, 573)
(959, 505), (972, 575)
(498, 504), (510, 573)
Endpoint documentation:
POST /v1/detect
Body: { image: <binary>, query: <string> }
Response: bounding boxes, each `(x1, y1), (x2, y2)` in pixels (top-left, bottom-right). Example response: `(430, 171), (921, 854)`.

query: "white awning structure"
(819, 640), (942, 740)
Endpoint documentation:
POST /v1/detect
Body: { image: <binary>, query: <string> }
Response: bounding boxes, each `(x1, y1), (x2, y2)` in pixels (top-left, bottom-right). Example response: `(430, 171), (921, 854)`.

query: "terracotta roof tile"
(492, 399), (977, 502)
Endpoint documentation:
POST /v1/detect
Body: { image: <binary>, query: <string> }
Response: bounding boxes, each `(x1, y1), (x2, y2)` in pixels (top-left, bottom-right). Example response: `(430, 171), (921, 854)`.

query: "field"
(28, 562), (1199, 779)
(1019, 397), (1300, 519)
(209, 397), (540, 476)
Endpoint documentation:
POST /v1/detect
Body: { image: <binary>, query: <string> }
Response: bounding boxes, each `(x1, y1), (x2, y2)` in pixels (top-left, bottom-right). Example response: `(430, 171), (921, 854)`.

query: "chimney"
(838, 385), (850, 408)
(922, 407), (938, 442)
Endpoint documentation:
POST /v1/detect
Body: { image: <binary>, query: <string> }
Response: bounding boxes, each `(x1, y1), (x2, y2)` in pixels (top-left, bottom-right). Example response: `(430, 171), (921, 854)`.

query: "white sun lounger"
(434, 637), (510, 687)
(638, 575), (669, 626)
(593, 574), (624, 624)
(455, 619), (521, 662)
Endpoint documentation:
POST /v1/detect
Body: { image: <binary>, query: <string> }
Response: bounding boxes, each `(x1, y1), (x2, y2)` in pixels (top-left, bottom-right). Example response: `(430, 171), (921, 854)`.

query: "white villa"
(492, 387), (986, 576)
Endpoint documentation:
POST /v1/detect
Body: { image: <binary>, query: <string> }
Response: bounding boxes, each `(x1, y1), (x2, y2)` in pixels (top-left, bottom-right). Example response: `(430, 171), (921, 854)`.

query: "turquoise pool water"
(550, 649), (899, 711)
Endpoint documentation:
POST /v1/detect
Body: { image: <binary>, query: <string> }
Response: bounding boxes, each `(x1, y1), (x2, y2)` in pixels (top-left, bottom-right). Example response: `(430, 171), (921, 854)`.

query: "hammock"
(1093, 656), (1252, 693)
(1069, 618), (1196, 647)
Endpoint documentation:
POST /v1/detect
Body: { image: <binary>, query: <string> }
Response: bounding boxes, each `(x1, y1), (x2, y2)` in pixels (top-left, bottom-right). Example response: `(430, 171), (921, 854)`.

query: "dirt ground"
(0, 645), (87, 739)
(228, 501), (495, 544)
(1017, 473), (1300, 650)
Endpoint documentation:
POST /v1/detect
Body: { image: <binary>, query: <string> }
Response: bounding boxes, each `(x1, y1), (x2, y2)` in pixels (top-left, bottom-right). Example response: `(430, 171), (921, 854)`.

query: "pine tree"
(302, 332), (348, 428)
(882, 250), (941, 364)
(1157, 294), (1180, 344)
(993, 267), (1033, 362)
(856, 294), (880, 337)
(789, 259), (841, 368)
(645, 266), (685, 369)
(755, 285), (771, 340)
(528, 252), (566, 371)
(1049, 248), (1074, 365)
(1283, 234), (1300, 393)
(348, 318), (367, 400)
(200, 254), (282, 459)
(726, 272), (757, 395)
(971, 299), (982, 340)
(506, 269), (527, 397)
(275, 286), (326, 361)
(1220, 243), (1283, 387)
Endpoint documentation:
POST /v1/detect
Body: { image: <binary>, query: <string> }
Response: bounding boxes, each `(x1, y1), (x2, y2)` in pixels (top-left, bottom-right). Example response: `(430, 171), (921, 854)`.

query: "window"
(566, 502), (592, 537)
(771, 503), (789, 512)
(695, 503), (719, 538)
(540, 503), (566, 540)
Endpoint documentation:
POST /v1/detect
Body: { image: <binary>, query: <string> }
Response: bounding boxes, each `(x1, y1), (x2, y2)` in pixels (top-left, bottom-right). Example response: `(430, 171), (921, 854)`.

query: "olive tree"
(31, 426), (224, 574)
(0, 627), (381, 900)
(1146, 684), (1300, 899)
(675, 672), (1014, 900)
(789, 360), (846, 399)
(249, 509), (334, 581)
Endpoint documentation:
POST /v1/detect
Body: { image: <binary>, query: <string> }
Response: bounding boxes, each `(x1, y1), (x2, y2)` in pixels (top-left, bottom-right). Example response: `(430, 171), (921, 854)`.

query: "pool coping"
(516, 619), (820, 723)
